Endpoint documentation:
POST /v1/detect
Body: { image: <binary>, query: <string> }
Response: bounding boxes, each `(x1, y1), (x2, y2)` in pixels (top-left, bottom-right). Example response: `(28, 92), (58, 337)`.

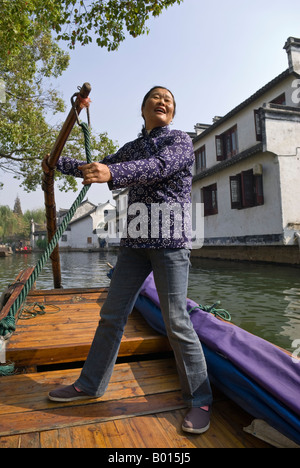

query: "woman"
(47, 86), (213, 434)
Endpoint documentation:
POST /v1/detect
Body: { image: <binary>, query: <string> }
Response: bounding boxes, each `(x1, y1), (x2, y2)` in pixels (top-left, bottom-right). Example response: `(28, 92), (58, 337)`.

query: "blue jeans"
(76, 247), (212, 408)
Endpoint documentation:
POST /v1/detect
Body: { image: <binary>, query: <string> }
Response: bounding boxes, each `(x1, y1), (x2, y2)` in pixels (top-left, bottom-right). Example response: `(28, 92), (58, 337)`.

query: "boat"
(0, 245), (13, 257)
(0, 267), (299, 448)
(15, 247), (32, 254)
(0, 268), (279, 449)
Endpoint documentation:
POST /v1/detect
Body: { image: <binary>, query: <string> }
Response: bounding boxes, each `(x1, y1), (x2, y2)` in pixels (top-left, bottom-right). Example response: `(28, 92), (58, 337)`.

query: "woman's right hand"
(79, 162), (112, 185)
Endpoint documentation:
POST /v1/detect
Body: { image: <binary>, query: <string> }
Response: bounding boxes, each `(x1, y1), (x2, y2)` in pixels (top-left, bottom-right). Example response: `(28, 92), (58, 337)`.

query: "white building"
(191, 37), (300, 265)
(104, 188), (129, 247)
(30, 220), (47, 250)
(58, 199), (116, 250)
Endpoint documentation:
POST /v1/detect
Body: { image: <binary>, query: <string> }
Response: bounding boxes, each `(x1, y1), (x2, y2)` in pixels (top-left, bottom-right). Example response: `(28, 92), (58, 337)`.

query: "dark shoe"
(182, 407), (211, 434)
(48, 384), (96, 402)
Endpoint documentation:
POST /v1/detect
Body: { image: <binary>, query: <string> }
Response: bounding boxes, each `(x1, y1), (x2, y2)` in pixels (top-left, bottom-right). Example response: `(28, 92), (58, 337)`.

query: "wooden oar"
(42, 83), (92, 288)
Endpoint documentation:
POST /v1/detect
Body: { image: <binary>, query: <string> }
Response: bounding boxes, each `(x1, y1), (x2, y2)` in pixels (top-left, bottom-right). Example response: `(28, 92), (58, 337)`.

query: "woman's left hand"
(79, 162), (112, 185)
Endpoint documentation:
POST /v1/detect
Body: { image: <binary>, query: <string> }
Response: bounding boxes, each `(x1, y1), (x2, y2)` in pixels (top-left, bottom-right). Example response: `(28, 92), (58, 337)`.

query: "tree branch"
(0, 149), (40, 161)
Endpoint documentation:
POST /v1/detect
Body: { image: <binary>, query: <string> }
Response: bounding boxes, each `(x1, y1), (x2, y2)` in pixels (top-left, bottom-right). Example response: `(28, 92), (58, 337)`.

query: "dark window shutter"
(255, 174), (264, 205)
(203, 184), (218, 216)
(231, 127), (238, 156)
(225, 133), (231, 158)
(254, 110), (262, 142)
(230, 175), (242, 209)
(216, 135), (224, 161)
(241, 170), (255, 207)
(195, 146), (206, 172)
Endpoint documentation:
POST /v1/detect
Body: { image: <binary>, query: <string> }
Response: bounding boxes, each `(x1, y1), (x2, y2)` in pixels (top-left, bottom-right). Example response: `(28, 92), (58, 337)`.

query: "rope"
(0, 122), (92, 340)
(18, 303), (61, 320)
(188, 301), (232, 322)
(0, 362), (15, 376)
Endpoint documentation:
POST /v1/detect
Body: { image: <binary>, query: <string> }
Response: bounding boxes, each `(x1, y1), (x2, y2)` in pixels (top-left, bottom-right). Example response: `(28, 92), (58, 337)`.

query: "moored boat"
(15, 247), (32, 254)
(0, 245), (13, 257)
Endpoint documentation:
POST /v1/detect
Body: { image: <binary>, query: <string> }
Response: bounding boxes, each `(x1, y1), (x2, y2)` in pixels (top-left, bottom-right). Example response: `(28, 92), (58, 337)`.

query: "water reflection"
(36, 251), (119, 290)
(0, 252), (299, 352)
(0, 251), (118, 291)
(188, 258), (300, 352)
(281, 288), (300, 345)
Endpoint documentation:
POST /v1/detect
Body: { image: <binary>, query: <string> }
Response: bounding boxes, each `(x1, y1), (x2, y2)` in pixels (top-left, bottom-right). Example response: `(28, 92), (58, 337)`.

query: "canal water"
(0, 250), (299, 352)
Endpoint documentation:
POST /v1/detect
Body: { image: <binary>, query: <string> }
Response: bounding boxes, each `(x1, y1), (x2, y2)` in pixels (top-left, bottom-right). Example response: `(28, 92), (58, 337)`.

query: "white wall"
(192, 152), (283, 242)
(192, 74), (300, 245)
(263, 106), (300, 236)
(193, 75), (298, 175)
(59, 216), (99, 249)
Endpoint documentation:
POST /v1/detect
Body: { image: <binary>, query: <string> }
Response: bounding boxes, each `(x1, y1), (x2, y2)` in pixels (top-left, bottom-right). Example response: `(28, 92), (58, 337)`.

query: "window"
(195, 146), (206, 172)
(230, 176), (242, 209)
(87, 237), (92, 244)
(61, 235), (67, 242)
(202, 183), (218, 216)
(270, 93), (286, 105)
(216, 125), (238, 161)
(230, 169), (264, 209)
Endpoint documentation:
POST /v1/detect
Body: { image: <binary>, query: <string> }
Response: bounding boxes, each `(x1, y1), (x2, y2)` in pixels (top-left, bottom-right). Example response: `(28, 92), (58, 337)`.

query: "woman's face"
(142, 88), (175, 131)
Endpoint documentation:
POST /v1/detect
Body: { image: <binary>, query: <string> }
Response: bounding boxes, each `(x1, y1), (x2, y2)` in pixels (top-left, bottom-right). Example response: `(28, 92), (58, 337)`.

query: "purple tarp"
(139, 273), (300, 417)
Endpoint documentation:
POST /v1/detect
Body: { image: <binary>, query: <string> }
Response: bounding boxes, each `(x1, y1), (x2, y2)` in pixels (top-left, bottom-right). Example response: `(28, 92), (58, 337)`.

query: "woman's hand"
(79, 162), (112, 185)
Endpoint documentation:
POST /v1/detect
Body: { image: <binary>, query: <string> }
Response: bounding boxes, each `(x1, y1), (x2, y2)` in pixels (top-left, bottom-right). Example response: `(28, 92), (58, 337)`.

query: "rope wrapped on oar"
(0, 122), (92, 340)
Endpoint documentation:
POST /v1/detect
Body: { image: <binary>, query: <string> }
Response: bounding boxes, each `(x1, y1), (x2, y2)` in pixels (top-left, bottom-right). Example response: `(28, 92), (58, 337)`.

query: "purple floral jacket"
(56, 126), (194, 248)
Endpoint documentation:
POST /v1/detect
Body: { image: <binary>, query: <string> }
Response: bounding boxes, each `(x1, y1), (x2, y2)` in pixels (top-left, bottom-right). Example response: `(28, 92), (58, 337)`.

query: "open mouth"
(155, 107), (166, 114)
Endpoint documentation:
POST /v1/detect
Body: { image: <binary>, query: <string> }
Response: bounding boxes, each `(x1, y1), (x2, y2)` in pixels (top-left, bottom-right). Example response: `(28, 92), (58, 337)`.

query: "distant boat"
(0, 245), (13, 257)
(15, 247), (32, 254)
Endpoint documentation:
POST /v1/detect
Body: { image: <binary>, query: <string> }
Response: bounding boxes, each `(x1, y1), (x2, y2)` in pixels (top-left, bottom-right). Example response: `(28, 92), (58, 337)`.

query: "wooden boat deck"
(6, 287), (171, 367)
(0, 287), (271, 448)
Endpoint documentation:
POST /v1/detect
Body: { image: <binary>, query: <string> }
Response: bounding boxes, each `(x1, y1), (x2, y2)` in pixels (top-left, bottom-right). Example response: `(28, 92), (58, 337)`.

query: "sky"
(1, 0), (300, 212)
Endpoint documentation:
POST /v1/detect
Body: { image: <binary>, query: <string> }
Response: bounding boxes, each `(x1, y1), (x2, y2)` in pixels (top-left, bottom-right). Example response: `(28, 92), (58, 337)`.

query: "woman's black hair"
(141, 86), (176, 119)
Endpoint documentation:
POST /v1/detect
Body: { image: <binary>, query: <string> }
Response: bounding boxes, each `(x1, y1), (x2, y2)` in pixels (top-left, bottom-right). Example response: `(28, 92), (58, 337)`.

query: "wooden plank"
(0, 359), (179, 416)
(6, 336), (170, 367)
(0, 359), (185, 437)
(0, 434), (21, 449)
(0, 356), (272, 448)
(6, 287), (170, 366)
(0, 267), (35, 321)
(40, 429), (65, 448)
(0, 392), (184, 443)
(0, 405), (272, 448)
(6, 332), (169, 367)
(125, 414), (173, 448)
(26, 289), (108, 304)
(153, 410), (197, 449)
(27, 287), (107, 296)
